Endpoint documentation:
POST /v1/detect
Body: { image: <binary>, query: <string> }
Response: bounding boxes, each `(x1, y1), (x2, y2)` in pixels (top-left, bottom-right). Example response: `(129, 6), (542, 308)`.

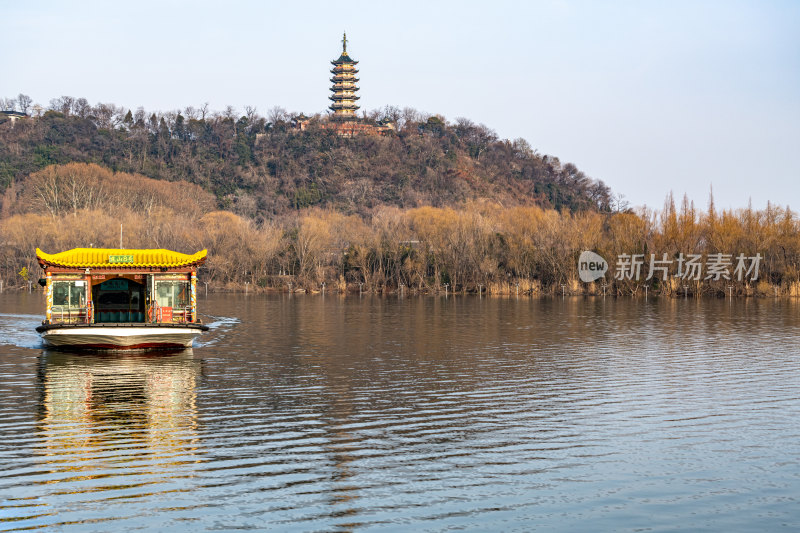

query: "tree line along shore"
(1, 163), (798, 298)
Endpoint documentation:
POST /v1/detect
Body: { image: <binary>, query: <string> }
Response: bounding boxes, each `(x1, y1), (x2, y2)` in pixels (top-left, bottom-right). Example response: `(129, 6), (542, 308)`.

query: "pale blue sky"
(3, 0), (799, 211)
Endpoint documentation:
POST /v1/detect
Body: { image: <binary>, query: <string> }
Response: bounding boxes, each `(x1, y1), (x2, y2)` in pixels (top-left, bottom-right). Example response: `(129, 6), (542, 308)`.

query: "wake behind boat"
(35, 247), (209, 350)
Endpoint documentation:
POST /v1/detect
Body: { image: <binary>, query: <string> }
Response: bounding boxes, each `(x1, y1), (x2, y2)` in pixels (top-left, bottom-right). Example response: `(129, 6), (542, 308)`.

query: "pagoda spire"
(329, 33), (360, 122)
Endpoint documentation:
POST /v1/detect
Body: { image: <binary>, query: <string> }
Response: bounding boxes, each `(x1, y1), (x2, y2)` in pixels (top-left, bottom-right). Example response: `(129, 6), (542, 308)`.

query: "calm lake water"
(0, 291), (799, 531)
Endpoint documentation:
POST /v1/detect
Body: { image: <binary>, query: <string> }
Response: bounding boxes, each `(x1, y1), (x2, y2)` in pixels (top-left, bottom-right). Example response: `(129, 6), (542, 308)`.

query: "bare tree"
(49, 96), (75, 115)
(267, 106), (288, 124)
(92, 103), (118, 129)
(244, 105), (258, 123)
(453, 117), (474, 136)
(223, 105), (237, 120)
(24, 163), (108, 217)
(511, 137), (534, 159)
(399, 107), (422, 130)
(381, 105), (401, 122)
(134, 107), (146, 127)
(73, 98), (91, 118)
(1, 97), (17, 111)
(612, 193), (630, 213)
(16, 94), (32, 114)
(163, 110), (178, 130)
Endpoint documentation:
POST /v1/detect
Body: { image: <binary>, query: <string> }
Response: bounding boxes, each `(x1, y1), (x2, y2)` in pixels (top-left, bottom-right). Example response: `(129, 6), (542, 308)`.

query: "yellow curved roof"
(36, 248), (207, 269)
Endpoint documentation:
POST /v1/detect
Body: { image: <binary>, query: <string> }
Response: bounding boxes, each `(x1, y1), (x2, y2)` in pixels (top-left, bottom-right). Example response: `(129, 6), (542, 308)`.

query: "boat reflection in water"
(34, 348), (203, 528)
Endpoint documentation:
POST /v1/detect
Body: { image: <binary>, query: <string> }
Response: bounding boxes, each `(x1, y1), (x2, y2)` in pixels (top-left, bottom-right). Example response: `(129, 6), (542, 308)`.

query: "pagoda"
(329, 32), (360, 122)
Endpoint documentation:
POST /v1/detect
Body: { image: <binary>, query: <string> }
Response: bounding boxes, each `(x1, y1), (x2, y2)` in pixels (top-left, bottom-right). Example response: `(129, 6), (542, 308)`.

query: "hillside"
(0, 102), (612, 218)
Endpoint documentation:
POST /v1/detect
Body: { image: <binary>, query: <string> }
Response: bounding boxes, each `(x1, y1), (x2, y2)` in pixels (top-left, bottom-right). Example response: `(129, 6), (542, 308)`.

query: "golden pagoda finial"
(342, 31), (347, 54)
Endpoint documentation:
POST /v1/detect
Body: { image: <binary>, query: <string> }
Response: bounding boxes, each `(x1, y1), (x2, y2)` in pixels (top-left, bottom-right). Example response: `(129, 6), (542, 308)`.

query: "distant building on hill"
(291, 33), (395, 137)
(0, 110), (29, 125)
(329, 32), (360, 122)
(292, 113), (312, 131)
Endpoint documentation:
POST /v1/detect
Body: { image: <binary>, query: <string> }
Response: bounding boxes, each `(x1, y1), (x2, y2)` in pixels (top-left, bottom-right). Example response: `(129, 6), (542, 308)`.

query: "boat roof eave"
(36, 247), (207, 271)
(42, 266), (201, 274)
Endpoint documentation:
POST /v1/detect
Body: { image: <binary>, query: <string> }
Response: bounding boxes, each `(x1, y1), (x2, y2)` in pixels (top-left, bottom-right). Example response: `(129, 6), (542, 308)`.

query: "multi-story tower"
(329, 33), (360, 122)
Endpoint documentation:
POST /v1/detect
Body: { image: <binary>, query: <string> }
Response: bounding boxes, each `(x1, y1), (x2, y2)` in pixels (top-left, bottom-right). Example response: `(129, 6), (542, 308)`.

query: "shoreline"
(6, 283), (792, 298)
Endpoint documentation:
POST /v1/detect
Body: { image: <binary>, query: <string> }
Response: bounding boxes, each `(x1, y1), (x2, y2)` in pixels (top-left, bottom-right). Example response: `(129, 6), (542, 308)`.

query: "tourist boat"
(35, 248), (209, 350)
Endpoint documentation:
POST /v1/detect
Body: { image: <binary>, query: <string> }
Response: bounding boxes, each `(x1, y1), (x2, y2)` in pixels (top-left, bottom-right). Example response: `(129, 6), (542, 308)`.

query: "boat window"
(155, 281), (190, 309)
(52, 281), (86, 309)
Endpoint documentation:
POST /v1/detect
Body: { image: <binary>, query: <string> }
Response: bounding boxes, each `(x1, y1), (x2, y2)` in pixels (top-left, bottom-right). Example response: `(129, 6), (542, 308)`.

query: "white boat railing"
(49, 306), (194, 325)
(174, 306), (192, 323)
(52, 307), (90, 324)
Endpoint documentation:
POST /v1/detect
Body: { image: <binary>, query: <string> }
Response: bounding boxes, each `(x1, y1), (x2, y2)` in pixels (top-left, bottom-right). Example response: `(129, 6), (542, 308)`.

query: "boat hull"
(36, 324), (208, 350)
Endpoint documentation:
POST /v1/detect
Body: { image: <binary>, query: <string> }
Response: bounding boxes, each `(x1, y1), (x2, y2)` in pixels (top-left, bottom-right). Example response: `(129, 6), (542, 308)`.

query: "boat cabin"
(36, 248), (207, 326)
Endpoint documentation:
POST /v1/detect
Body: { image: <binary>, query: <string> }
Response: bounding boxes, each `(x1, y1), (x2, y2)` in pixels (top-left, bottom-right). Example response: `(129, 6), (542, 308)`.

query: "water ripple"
(1, 297), (799, 531)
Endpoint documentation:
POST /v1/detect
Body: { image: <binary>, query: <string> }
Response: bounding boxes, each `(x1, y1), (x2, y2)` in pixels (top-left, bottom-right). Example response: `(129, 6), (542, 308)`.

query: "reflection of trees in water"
(265, 295), (615, 527)
(323, 394), (361, 525)
(35, 349), (202, 487)
(244, 299), (363, 524)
